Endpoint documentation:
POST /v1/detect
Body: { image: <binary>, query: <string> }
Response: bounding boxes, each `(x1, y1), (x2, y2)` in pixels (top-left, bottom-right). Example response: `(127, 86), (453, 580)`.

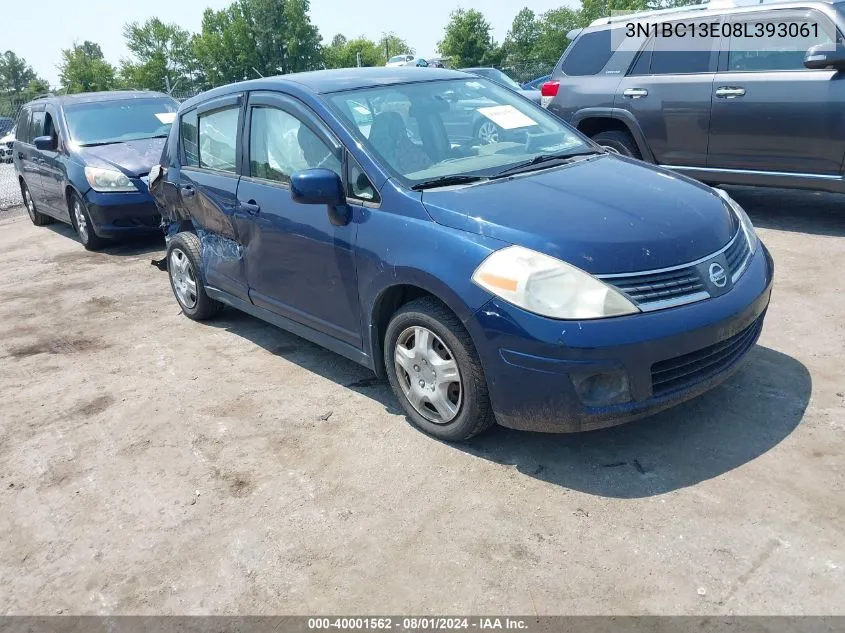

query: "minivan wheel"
(591, 130), (641, 159)
(384, 297), (495, 441)
(166, 232), (223, 321)
(69, 191), (108, 251)
(21, 181), (52, 226)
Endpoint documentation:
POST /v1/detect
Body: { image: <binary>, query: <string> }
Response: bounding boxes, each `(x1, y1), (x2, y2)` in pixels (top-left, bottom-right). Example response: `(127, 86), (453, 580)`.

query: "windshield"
(65, 98), (178, 146)
(328, 78), (590, 186)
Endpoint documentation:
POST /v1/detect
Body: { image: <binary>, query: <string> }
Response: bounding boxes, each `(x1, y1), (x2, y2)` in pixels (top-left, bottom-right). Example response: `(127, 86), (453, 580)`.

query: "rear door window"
(562, 29), (616, 76)
(631, 21), (718, 75)
(198, 106), (239, 173)
(181, 110), (199, 167)
(15, 109), (31, 141)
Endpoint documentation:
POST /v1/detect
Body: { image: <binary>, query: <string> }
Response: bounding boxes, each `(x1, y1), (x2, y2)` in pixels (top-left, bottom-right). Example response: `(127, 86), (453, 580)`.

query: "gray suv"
(544, 0), (845, 193)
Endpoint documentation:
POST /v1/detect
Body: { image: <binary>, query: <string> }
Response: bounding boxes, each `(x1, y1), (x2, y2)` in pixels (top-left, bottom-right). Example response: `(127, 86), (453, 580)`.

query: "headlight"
(471, 246), (639, 319)
(84, 166), (137, 193)
(714, 188), (758, 254)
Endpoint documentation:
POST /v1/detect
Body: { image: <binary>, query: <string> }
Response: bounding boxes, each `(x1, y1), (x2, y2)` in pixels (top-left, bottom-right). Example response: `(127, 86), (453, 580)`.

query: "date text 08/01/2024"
(626, 21), (820, 38)
(307, 617), (530, 630)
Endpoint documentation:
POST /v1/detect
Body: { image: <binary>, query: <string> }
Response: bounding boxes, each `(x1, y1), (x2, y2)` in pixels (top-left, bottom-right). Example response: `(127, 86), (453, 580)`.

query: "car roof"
(30, 90), (172, 107)
(180, 67), (470, 110)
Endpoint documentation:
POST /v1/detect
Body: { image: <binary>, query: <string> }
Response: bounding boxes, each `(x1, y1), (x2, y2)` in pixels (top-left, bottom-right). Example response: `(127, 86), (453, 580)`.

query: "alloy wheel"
(394, 325), (462, 424)
(477, 121), (499, 145)
(23, 187), (35, 222)
(169, 248), (198, 309)
(73, 199), (89, 243)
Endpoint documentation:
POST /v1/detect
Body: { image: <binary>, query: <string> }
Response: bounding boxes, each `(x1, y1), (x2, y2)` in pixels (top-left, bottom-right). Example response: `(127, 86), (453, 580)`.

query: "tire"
(475, 119), (501, 145)
(384, 297), (495, 442)
(591, 130), (642, 159)
(68, 190), (108, 251)
(166, 232), (223, 321)
(21, 180), (52, 226)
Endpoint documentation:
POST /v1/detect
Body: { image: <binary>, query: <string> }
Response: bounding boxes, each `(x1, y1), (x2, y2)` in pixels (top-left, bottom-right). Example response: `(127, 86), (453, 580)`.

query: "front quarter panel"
(357, 181), (505, 368)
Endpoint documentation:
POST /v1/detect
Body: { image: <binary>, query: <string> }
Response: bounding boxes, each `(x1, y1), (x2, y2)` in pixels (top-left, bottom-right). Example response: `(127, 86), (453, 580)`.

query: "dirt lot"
(0, 187), (843, 615)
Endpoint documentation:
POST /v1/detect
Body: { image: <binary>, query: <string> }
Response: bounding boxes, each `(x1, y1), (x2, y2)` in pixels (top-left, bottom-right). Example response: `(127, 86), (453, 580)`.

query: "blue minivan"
(149, 68), (773, 442)
(14, 91), (178, 250)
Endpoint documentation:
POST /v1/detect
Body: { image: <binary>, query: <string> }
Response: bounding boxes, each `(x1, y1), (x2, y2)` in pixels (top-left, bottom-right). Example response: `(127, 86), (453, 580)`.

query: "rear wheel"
(21, 181), (52, 226)
(591, 129), (642, 159)
(384, 297), (495, 441)
(167, 232), (223, 321)
(69, 191), (108, 251)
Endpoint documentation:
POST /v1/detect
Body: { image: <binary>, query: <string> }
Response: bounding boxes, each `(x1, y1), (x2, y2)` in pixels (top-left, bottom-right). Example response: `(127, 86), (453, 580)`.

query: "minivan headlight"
(714, 188), (758, 255)
(472, 246), (639, 319)
(85, 166), (137, 192)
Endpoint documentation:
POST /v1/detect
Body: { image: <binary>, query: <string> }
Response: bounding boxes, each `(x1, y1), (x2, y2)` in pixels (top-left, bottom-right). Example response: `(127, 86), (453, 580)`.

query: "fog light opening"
(570, 369), (631, 406)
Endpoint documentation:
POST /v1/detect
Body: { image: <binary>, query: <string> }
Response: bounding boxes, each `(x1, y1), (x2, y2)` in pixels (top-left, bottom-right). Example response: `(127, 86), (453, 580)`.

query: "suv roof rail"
(31, 93), (54, 101)
(588, 0), (775, 26)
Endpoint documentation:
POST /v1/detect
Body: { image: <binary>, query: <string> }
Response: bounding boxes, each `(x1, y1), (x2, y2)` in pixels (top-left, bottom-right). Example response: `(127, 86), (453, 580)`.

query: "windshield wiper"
(79, 134), (169, 148)
(411, 174), (487, 191)
(490, 149), (604, 179)
(78, 140), (123, 148)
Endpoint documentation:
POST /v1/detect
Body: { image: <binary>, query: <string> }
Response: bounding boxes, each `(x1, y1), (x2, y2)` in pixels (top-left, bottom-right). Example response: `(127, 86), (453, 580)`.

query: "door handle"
(180, 184), (195, 198)
(715, 87), (746, 98)
(623, 88), (648, 99)
(239, 200), (261, 216)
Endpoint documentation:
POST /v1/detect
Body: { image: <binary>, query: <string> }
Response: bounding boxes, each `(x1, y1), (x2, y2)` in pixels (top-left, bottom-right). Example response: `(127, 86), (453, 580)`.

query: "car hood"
(420, 155), (737, 275)
(76, 137), (166, 178)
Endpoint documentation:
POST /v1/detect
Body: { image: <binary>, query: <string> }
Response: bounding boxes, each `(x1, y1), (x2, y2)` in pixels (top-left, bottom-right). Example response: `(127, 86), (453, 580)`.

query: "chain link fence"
(0, 95), (24, 212)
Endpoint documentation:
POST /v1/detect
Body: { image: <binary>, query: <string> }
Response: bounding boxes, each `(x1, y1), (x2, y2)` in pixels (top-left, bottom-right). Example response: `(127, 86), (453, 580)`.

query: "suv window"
(727, 11), (837, 71)
(562, 29), (616, 76)
(629, 22), (717, 75)
(28, 111), (45, 143)
(249, 106), (341, 183)
(198, 106), (239, 172)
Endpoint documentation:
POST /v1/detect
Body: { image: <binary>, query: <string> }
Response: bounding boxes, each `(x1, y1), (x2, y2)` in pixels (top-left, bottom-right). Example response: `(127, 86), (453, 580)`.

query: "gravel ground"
(0, 185), (843, 615)
(0, 163), (24, 217)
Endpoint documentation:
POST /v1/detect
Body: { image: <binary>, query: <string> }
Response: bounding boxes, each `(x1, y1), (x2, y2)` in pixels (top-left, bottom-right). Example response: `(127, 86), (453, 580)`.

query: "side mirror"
(804, 43), (845, 70)
(33, 135), (57, 151)
(290, 168), (345, 206)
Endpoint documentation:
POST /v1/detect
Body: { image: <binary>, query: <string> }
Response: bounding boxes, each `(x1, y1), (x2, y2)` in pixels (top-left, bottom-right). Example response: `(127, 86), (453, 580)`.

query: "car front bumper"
(468, 243), (774, 433)
(84, 188), (161, 238)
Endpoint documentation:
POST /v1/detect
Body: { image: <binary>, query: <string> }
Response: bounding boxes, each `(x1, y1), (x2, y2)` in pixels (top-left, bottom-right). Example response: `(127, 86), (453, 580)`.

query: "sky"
(3, 0), (574, 86)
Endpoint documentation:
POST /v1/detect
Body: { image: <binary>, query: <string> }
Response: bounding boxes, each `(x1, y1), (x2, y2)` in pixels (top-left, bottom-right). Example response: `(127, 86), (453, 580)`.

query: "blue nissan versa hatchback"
(14, 91), (178, 250)
(149, 68), (773, 442)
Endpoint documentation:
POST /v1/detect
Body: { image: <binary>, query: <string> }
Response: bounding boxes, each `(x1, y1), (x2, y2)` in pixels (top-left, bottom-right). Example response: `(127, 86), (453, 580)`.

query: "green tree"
(193, 0), (323, 84)
(22, 78), (51, 100)
(324, 35), (383, 68)
(438, 9), (499, 68)
(533, 7), (581, 66)
(378, 33), (413, 60)
(58, 41), (116, 93)
(0, 51), (38, 94)
(121, 18), (198, 92)
(502, 8), (539, 65)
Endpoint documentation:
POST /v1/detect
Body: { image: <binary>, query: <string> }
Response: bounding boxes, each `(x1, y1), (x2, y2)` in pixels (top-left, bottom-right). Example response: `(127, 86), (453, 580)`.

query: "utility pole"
(356, 52), (362, 67)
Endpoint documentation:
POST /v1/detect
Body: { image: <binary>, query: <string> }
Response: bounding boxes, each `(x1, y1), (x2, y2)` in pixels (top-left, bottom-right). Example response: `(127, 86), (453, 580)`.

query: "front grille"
(725, 229), (751, 281)
(601, 229), (751, 311)
(651, 317), (762, 396)
(603, 268), (705, 305)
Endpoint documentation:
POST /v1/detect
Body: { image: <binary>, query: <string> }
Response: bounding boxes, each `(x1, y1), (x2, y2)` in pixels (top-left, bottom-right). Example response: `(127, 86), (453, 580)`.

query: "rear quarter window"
(562, 29), (616, 76)
(15, 109), (31, 141)
(181, 110), (199, 167)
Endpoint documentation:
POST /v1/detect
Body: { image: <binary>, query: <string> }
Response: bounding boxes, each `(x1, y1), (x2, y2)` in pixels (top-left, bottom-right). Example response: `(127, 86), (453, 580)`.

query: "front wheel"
(69, 191), (108, 250)
(384, 297), (495, 441)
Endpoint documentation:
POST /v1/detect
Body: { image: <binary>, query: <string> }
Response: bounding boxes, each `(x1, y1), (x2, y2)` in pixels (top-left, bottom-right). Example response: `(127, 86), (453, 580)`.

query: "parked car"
(522, 73), (551, 90)
(1, 127), (14, 163)
(543, 0), (845, 193)
(0, 116), (14, 136)
(13, 91), (178, 249)
(460, 67), (542, 104)
(386, 54), (416, 67)
(149, 67), (772, 442)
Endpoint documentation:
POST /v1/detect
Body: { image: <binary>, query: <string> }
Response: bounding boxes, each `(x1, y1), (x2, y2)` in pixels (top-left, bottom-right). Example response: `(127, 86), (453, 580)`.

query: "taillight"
(540, 81), (559, 109)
